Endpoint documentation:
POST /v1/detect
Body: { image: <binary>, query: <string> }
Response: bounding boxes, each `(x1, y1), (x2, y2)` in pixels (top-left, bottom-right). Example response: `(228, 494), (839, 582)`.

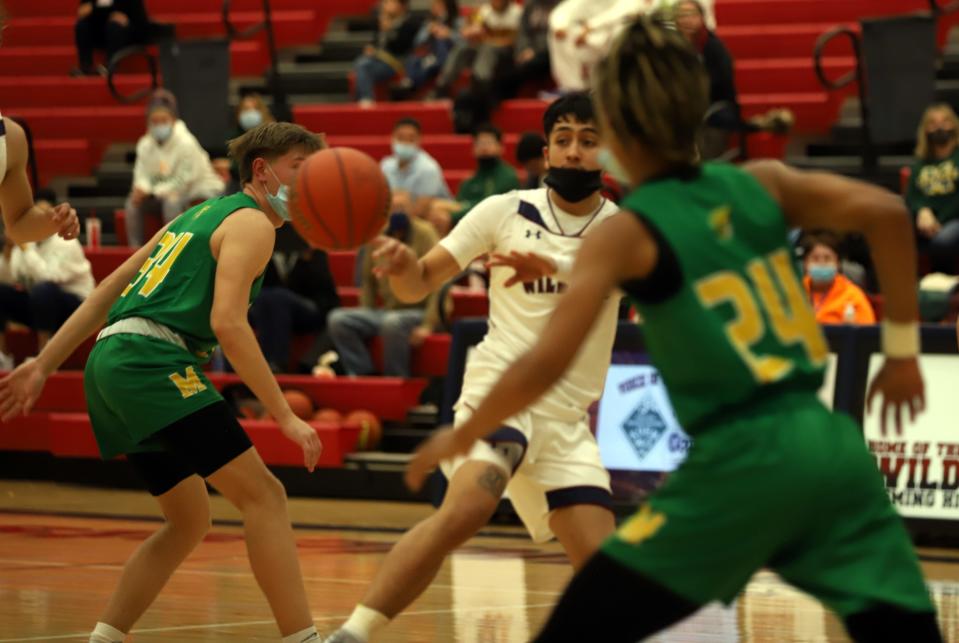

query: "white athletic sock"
(341, 605), (389, 641)
(89, 622), (125, 643)
(282, 625), (319, 643)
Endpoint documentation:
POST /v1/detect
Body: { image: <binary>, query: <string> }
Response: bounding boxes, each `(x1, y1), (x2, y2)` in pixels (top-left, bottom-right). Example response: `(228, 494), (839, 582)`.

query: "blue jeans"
(327, 307), (424, 377)
(405, 39), (455, 88)
(353, 55), (397, 101)
(0, 282), (82, 333)
(921, 219), (959, 274)
(249, 287), (329, 372)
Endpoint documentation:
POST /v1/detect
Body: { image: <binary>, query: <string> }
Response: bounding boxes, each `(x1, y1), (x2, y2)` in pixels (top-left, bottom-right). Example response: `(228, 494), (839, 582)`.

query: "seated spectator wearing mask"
(516, 131), (547, 189)
(353, 0), (422, 107)
(125, 90), (225, 247)
(215, 93), (277, 190)
(327, 198), (443, 377)
(428, 123), (520, 235)
(802, 232), (876, 325)
(380, 117), (452, 219)
(906, 103), (959, 274)
(0, 189), (96, 370)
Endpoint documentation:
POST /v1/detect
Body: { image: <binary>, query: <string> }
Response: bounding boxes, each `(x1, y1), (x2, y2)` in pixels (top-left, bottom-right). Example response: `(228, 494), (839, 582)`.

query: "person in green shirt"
(427, 123), (519, 235)
(0, 122), (325, 643)
(406, 17), (940, 643)
(905, 102), (959, 273)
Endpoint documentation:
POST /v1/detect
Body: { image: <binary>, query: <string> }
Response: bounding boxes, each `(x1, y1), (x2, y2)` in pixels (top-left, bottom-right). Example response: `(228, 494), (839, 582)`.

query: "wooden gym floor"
(0, 481), (957, 642)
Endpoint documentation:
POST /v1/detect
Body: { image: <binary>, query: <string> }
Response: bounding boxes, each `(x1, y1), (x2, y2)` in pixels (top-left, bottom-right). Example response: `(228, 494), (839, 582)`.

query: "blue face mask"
(150, 123), (172, 143)
(239, 109), (263, 131)
(808, 264), (837, 284)
(598, 147), (631, 185)
(392, 141), (418, 162)
(264, 164), (291, 221)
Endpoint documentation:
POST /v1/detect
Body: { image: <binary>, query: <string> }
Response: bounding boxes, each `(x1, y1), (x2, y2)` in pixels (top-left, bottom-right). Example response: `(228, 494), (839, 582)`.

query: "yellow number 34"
(695, 248), (827, 383)
(122, 232), (194, 298)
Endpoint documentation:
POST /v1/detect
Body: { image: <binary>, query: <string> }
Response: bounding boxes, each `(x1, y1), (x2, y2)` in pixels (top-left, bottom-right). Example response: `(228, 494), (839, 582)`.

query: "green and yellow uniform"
(85, 193), (265, 459)
(607, 163), (932, 615)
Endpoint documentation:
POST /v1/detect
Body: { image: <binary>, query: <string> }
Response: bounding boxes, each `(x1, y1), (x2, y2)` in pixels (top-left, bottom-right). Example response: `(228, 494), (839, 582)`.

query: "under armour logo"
(526, 229), (542, 239)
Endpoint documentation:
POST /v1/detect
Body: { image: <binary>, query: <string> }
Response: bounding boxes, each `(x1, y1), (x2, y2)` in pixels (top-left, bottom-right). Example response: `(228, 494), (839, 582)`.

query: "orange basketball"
(290, 147), (391, 250)
(283, 389), (315, 420)
(313, 408), (343, 424)
(346, 409), (382, 451)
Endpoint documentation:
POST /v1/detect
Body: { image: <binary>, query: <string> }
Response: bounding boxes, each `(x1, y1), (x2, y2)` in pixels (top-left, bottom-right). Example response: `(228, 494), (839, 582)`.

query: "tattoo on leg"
(477, 465), (507, 499)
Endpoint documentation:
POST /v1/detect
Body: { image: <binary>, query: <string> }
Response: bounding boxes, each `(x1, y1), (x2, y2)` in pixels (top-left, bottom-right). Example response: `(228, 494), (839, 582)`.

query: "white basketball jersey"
(440, 188), (622, 422)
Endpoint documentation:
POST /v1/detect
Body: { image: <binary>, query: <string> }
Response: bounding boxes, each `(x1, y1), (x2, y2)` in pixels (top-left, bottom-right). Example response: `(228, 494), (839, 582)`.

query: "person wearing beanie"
(124, 89), (225, 246)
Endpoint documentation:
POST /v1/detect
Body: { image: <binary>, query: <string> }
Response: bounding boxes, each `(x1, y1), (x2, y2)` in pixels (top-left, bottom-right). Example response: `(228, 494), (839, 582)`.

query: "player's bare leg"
(94, 476), (210, 637)
(549, 504), (616, 570)
(326, 460), (507, 642)
(207, 448), (316, 639)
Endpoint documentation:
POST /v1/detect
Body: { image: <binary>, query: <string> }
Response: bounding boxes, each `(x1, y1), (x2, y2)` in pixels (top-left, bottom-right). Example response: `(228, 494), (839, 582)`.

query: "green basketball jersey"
(621, 163), (827, 431)
(108, 192), (266, 358)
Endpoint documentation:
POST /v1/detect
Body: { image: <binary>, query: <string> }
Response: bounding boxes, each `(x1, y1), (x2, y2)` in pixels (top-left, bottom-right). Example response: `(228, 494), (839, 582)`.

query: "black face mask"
(476, 155), (499, 171)
(928, 128), (956, 146)
(544, 167), (603, 203)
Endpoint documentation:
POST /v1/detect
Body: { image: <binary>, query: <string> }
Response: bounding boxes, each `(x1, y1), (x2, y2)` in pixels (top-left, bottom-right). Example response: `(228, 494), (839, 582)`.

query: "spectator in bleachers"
(802, 232), (876, 325)
(907, 103), (959, 274)
(396, 0), (463, 96)
(327, 200), (442, 377)
(125, 90), (225, 246)
(428, 123), (519, 236)
(516, 131), (547, 188)
(73, 0), (151, 77)
(0, 190), (96, 369)
(494, 0), (561, 100)
(353, 0), (422, 107)
(675, 0), (739, 131)
(249, 249), (340, 374)
(217, 93), (277, 191)
(381, 117), (452, 218)
(430, 0), (523, 100)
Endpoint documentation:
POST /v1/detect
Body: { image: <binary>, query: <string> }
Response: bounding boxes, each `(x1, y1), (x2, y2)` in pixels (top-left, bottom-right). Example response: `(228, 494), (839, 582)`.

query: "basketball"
(346, 409), (382, 451)
(290, 147), (391, 250)
(283, 389), (315, 420)
(313, 408), (343, 424)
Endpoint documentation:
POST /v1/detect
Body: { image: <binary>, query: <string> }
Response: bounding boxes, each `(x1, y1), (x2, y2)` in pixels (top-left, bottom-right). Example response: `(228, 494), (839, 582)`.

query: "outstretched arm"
(0, 119), (79, 243)
(747, 160), (923, 433)
(405, 212), (658, 489)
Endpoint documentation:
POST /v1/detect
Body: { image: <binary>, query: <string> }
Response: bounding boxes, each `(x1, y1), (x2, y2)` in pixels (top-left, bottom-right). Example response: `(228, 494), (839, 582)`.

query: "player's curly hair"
(591, 15), (709, 167)
(228, 122), (325, 185)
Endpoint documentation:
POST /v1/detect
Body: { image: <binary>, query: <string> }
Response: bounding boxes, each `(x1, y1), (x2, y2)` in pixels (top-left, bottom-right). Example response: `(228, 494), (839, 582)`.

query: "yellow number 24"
(694, 248), (827, 384)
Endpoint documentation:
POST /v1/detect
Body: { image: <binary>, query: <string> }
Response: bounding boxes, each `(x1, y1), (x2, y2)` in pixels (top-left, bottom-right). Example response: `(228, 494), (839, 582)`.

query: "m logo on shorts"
(618, 505), (666, 545)
(169, 366), (207, 399)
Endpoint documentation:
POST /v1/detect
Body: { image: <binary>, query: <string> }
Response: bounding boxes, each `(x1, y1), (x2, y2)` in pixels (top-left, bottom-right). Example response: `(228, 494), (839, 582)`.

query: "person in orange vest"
(802, 232), (876, 324)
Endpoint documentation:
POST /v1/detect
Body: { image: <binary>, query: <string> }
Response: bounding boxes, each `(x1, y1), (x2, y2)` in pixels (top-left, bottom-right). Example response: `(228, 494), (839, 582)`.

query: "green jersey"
(621, 163), (827, 431)
(108, 192), (266, 359)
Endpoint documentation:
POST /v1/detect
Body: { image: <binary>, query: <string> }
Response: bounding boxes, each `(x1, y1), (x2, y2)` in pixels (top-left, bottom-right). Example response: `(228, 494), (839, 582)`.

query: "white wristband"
(881, 320), (920, 358)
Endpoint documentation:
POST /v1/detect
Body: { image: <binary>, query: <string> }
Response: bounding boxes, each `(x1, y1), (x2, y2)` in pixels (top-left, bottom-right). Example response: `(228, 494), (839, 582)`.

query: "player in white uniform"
(325, 93), (621, 643)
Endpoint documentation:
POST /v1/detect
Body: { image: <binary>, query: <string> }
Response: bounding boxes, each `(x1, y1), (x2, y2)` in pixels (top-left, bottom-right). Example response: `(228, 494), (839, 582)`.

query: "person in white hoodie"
(125, 89), (225, 246)
(0, 190), (95, 369)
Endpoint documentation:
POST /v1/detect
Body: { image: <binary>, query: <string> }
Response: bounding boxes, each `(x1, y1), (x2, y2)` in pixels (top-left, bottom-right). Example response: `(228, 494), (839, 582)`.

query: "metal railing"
(222, 0), (289, 121)
(812, 26), (874, 171)
(106, 45), (160, 104)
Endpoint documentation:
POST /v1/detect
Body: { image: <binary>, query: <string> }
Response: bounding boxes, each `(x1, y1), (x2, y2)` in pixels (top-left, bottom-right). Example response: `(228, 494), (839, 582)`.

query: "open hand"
(278, 415), (323, 472)
(486, 251), (557, 287)
(0, 359), (48, 422)
(866, 357), (925, 436)
(371, 236), (417, 278)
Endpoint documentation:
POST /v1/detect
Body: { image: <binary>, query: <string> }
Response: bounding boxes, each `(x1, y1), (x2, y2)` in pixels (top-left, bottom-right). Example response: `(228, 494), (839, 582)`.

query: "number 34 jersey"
(621, 163), (828, 432)
(107, 193), (266, 358)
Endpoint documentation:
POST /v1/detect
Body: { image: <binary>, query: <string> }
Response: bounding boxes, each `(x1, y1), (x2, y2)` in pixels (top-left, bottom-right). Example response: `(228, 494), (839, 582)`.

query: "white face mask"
(150, 123), (173, 143)
(263, 164), (290, 221)
(597, 147), (631, 185)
